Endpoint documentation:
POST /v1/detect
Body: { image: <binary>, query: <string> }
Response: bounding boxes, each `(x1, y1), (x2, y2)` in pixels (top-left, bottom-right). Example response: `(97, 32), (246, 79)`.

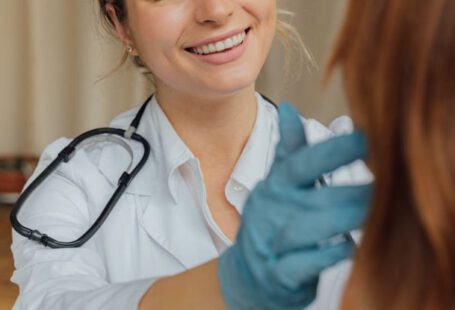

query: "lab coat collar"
(229, 93), (278, 194)
(97, 93), (278, 202)
(98, 96), (194, 199)
(147, 97), (195, 202)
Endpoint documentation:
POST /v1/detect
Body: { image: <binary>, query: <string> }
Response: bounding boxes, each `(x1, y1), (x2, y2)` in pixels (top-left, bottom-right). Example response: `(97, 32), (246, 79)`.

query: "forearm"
(139, 259), (228, 310)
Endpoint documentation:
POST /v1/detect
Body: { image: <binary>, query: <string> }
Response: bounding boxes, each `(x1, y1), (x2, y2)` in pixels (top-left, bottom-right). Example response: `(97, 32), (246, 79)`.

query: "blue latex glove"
(218, 103), (372, 310)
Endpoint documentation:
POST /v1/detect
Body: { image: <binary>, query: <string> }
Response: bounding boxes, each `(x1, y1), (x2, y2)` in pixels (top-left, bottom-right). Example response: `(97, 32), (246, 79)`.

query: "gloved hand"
(218, 103), (372, 310)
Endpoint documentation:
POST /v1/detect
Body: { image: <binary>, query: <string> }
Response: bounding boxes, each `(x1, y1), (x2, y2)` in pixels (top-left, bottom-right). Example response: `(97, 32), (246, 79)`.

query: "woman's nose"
(194, 0), (235, 26)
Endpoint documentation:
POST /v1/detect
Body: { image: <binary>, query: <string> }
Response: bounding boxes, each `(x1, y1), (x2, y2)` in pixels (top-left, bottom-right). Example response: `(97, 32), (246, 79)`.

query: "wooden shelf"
(0, 205), (19, 308)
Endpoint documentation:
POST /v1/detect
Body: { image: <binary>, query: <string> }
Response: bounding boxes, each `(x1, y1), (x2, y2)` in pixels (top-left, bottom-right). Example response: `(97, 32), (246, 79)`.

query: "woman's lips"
(186, 28), (251, 65)
(186, 28), (250, 51)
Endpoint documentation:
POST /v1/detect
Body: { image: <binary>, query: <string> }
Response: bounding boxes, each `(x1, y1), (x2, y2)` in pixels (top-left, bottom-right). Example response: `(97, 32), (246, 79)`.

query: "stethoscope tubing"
(10, 127), (150, 248)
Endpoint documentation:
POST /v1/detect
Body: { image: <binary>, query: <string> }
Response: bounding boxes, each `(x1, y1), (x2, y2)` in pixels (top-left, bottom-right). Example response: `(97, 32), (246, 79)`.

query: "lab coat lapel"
(139, 194), (219, 269)
(137, 101), (219, 268)
(98, 98), (219, 268)
(99, 153), (219, 269)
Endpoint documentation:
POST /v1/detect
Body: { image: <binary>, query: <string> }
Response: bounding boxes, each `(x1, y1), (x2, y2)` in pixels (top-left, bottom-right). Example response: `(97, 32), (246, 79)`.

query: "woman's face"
(116, 0), (276, 97)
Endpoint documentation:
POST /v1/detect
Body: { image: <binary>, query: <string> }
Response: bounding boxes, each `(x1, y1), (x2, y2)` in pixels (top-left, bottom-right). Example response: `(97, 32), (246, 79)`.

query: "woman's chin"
(199, 83), (254, 98)
(155, 68), (259, 98)
(197, 73), (257, 95)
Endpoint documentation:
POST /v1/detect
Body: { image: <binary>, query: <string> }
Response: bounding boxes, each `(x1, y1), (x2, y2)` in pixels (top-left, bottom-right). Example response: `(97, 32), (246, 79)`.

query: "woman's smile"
(120, 0), (276, 97)
(185, 28), (251, 65)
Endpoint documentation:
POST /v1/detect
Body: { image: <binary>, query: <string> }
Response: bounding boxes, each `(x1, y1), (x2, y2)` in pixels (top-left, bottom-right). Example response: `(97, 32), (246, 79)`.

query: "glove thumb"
(275, 103), (308, 161)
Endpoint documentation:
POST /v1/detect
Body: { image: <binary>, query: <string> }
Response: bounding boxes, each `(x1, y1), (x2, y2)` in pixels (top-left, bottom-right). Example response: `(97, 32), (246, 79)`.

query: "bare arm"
(139, 259), (228, 310)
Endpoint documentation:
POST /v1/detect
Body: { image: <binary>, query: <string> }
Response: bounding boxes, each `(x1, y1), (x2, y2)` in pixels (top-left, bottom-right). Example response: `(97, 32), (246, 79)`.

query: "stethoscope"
(10, 95), (152, 248)
(9, 94), (279, 248)
(11, 94), (349, 249)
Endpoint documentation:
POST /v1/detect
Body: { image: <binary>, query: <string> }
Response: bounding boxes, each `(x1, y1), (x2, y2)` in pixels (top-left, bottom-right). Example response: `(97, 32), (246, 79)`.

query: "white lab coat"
(11, 94), (371, 309)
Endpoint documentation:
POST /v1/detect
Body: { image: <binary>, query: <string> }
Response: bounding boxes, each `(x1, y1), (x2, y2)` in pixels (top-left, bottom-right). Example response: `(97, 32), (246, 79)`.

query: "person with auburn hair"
(10, 0), (371, 309)
(328, 0), (455, 308)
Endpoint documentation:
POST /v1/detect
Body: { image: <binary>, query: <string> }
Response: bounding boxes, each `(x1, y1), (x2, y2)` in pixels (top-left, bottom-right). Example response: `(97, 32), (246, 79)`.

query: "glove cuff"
(218, 244), (267, 310)
(218, 244), (318, 310)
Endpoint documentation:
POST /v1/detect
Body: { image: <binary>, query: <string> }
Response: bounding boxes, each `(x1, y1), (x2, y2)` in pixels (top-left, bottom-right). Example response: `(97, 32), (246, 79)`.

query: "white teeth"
(208, 43), (216, 53)
(190, 30), (247, 55)
(215, 41), (225, 52)
(232, 35), (239, 46)
(224, 38), (234, 49)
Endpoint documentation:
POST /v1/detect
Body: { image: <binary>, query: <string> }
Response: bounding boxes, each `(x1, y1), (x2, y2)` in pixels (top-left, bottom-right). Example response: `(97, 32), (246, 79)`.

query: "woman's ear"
(105, 3), (134, 50)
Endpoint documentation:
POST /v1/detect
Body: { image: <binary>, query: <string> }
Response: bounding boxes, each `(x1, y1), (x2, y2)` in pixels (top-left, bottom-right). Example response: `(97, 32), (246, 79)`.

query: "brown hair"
(327, 0), (455, 309)
(96, 0), (312, 79)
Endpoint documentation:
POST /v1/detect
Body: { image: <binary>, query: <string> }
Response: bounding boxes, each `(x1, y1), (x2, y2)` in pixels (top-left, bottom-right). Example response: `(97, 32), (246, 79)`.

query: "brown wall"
(258, 0), (348, 123)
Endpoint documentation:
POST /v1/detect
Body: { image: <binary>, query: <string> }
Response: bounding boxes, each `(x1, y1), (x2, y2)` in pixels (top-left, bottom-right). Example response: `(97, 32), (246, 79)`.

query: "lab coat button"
(232, 183), (244, 192)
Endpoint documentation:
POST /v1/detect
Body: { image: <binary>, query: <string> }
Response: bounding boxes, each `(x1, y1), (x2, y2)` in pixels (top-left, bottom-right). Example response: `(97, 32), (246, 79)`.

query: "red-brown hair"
(327, 0), (455, 308)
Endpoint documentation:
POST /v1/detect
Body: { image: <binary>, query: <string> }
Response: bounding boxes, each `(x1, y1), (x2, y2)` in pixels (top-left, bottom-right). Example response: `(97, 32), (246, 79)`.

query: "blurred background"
(0, 0), (347, 308)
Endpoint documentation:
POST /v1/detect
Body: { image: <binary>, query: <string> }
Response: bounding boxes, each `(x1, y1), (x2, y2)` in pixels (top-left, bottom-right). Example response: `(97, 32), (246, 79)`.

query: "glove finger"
(272, 203), (368, 254)
(285, 184), (372, 210)
(275, 131), (368, 187)
(241, 181), (301, 224)
(275, 103), (308, 161)
(271, 241), (353, 291)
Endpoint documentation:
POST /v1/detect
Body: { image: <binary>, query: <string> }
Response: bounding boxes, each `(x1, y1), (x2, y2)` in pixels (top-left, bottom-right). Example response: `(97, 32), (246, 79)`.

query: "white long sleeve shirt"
(11, 93), (370, 309)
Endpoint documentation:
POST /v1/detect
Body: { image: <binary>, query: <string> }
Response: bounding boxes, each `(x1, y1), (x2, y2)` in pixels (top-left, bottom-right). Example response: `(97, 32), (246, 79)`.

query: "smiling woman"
(9, 1), (364, 309)
(99, 0), (307, 84)
(103, 0), (277, 96)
